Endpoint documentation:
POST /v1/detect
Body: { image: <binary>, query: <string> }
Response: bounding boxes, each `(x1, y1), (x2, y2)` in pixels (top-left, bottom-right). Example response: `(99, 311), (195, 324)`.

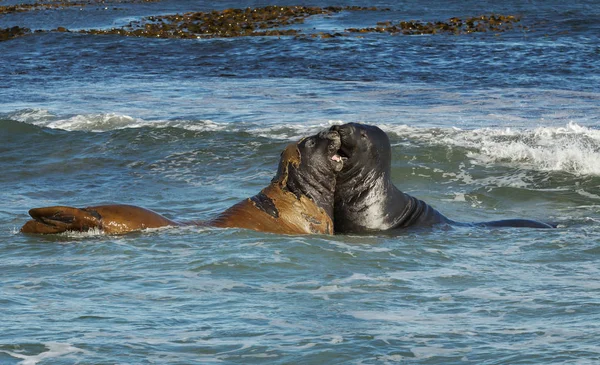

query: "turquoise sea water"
(1, 1), (600, 363)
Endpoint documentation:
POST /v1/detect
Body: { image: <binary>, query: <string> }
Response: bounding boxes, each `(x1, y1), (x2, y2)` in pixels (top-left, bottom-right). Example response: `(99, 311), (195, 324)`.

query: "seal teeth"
(331, 154), (342, 162)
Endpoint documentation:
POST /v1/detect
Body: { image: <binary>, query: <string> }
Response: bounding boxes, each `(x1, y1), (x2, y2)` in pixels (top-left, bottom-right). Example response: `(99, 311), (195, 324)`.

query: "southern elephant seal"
(21, 130), (344, 235)
(329, 122), (554, 233)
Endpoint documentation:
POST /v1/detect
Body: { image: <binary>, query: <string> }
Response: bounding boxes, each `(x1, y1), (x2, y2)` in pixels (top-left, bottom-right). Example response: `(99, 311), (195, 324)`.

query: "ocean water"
(1, 1), (600, 364)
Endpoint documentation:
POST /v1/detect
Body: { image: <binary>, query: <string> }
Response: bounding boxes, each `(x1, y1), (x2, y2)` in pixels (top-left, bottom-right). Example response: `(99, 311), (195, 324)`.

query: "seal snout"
(329, 123), (355, 137)
(329, 124), (353, 161)
(324, 130), (341, 148)
(319, 129), (340, 140)
(320, 130), (344, 171)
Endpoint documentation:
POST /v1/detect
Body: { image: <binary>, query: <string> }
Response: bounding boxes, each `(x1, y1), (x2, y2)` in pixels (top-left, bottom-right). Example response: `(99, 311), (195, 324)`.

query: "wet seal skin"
(330, 122), (554, 233)
(250, 192), (280, 219)
(21, 130), (344, 235)
(209, 129), (343, 235)
(21, 205), (177, 235)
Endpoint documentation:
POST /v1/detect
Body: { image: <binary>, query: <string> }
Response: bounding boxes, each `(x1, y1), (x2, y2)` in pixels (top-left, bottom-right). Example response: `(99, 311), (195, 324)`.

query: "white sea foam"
(576, 189), (600, 201)
(384, 121), (600, 176)
(8, 109), (342, 138)
(8, 109), (225, 132)
(10, 109), (600, 176)
(411, 345), (472, 360)
(56, 227), (104, 238)
(9, 109), (143, 131)
(2, 342), (87, 365)
(349, 310), (423, 322)
(245, 120), (346, 140)
(8, 108), (55, 123)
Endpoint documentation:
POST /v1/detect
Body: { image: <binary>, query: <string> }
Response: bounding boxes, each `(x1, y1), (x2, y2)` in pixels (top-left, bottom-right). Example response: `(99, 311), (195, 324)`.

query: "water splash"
(6, 109), (340, 137)
(385, 121), (600, 176)
(7, 110), (600, 176)
(2, 342), (87, 365)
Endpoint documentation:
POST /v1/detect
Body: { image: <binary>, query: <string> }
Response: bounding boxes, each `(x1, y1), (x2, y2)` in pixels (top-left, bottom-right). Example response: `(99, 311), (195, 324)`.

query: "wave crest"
(385, 121), (600, 176)
(6, 109), (340, 137)
(7, 109), (599, 176)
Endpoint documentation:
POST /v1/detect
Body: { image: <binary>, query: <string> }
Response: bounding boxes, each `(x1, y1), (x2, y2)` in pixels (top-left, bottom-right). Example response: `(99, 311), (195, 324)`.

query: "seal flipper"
(21, 206), (102, 234)
(473, 219), (555, 229)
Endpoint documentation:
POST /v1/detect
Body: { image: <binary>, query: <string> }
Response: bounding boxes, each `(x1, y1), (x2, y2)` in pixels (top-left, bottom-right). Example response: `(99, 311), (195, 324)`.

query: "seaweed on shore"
(0, 3), (525, 42)
(77, 9), (524, 39)
(347, 15), (523, 35)
(79, 5), (382, 39)
(0, 26), (31, 41)
(0, 0), (160, 15)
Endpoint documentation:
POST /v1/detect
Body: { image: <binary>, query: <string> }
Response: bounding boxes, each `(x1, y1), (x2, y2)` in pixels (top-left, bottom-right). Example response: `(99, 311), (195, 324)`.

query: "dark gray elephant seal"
(329, 122), (554, 233)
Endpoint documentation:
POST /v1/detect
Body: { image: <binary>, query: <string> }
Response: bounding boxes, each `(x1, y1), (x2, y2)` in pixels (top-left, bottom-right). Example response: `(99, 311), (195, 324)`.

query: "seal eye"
(360, 130), (368, 139)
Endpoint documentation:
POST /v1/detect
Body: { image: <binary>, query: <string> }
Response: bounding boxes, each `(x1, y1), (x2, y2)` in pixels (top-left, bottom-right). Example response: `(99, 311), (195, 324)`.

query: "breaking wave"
(4, 108), (338, 139)
(1, 342), (87, 365)
(6, 109), (600, 176)
(383, 122), (600, 176)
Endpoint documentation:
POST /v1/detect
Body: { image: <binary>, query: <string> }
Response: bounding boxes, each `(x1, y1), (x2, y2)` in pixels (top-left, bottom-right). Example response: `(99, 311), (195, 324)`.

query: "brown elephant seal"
(209, 129), (343, 234)
(329, 122), (554, 233)
(21, 130), (344, 235)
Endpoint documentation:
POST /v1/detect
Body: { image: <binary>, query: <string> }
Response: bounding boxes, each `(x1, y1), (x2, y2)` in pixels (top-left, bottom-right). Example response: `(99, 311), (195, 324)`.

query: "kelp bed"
(1, 2), (524, 41)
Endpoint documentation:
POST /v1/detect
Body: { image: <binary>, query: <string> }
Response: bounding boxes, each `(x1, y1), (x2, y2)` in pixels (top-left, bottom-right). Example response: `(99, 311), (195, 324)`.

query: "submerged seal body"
(330, 122), (554, 233)
(21, 130), (343, 235)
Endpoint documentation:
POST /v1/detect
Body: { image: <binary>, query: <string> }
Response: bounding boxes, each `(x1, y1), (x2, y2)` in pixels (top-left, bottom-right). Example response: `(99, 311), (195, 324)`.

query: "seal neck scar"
(269, 139), (335, 220)
(272, 142), (301, 187)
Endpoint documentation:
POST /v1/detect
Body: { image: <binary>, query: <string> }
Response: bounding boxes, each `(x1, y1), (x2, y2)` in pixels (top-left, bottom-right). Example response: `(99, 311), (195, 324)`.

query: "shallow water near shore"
(1, 1), (600, 364)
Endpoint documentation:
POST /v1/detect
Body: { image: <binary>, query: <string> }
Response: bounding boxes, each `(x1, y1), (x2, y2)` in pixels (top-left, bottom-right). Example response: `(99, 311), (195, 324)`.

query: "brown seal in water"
(21, 130), (344, 235)
(329, 122), (554, 233)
